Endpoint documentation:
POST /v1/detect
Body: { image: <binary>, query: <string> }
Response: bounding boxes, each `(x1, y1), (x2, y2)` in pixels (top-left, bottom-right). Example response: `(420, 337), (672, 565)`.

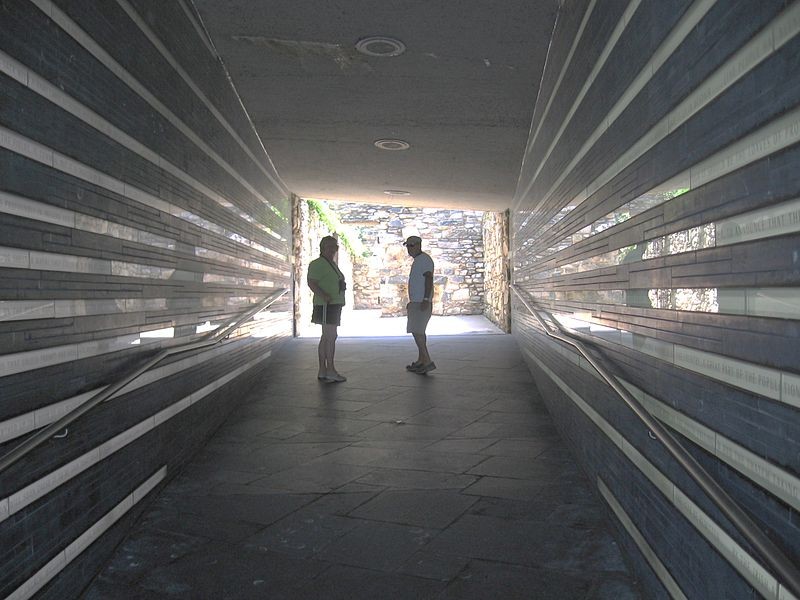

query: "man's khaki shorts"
(406, 302), (432, 334)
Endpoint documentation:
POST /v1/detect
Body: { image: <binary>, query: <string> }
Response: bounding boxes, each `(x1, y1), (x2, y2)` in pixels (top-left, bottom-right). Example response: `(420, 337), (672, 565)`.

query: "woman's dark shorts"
(311, 304), (343, 326)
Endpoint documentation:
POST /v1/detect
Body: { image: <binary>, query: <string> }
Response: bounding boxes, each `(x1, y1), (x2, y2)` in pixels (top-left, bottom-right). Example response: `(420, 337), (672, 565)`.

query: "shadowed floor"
(82, 334), (640, 599)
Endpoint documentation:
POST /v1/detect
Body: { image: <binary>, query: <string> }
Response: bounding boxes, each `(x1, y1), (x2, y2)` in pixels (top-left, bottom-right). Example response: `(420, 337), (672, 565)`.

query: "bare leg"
(317, 331), (328, 377)
(321, 323), (339, 376)
(412, 332), (431, 364)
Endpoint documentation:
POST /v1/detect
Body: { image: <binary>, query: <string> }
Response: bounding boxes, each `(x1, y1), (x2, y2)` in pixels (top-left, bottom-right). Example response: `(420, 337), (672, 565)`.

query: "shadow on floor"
(83, 335), (640, 600)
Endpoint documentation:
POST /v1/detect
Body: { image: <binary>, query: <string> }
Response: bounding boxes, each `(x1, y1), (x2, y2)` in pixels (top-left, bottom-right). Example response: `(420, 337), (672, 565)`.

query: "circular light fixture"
(355, 36), (406, 57)
(383, 190), (411, 196)
(374, 139), (410, 151)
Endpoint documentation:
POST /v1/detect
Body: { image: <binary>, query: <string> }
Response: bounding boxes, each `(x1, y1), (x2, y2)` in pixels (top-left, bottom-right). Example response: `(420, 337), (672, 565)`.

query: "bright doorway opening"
(292, 197), (510, 338)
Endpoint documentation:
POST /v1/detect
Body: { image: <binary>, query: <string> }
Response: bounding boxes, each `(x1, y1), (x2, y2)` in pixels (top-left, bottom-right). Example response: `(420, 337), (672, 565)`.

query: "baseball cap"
(403, 236), (422, 246)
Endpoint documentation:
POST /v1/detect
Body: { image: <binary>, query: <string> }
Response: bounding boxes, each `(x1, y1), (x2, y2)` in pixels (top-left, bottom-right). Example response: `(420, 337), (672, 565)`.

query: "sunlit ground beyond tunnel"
(297, 309), (505, 338)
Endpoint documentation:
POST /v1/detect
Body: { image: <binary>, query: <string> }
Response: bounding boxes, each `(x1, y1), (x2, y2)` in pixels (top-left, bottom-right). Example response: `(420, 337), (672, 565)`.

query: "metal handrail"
(0, 288), (289, 474)
(510, 284), (800, 598)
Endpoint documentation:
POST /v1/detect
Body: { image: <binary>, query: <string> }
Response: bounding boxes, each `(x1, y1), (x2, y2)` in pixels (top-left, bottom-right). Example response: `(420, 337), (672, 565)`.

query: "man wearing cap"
(403, 235), (436, 373)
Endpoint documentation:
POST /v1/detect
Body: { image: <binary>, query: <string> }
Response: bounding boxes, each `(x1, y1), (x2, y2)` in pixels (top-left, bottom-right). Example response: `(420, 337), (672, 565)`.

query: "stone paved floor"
(298, 309), (506, 338)
(82, 334), (641, 599)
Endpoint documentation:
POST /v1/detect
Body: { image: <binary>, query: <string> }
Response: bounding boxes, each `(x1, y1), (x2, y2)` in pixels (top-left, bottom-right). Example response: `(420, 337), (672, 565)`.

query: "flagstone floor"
(82, 333), (640, 599)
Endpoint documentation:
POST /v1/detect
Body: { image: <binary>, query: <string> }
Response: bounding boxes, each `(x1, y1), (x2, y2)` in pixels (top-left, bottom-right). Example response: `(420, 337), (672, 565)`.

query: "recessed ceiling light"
(383, 190), (411, 196)
(374, 139), (410, 151)
(355, 36), (406, 57)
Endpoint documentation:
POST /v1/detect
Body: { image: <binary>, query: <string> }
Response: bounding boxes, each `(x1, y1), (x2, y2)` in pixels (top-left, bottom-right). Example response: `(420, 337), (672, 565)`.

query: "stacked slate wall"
(512, 1), (800, 598)
(328, 202), (486, 317)
(0, 1), (293, 598)
(483, 210), (510, 332)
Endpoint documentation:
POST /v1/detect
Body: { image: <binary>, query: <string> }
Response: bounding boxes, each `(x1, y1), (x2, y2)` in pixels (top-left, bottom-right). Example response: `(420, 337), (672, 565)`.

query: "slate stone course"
(0, 4), (292, 598)
(512, 4), (800, 594)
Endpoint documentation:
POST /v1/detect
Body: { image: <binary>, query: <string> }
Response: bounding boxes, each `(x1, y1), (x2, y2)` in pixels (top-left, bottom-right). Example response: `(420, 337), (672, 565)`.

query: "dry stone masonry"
(328, 203), (485, 316)
(482, 210), (510, 332)
(294, 198), (509, 330)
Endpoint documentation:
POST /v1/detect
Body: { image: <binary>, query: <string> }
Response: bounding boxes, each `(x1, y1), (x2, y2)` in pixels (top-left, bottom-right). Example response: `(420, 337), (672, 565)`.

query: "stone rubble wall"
(292, 195), (303, 335)
(294, 199), (509, 324)
(482, 210), (511, 332)
(332, 203), (485, 316)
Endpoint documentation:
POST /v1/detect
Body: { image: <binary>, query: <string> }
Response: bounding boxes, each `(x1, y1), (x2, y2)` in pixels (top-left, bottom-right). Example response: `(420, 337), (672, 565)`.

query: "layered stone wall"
(294, 203), (510, 327)
(512, 2), (800, 598)
(0, 3), (292, 598)
(483, 210), (510, 332)
(331, 203), (485, 316)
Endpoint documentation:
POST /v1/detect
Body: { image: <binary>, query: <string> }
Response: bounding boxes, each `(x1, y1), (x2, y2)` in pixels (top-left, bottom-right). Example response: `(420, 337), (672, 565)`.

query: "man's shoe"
(327, 373), (347, 382)
(406, 361), (422, 371)
(413, 362), (436, 374)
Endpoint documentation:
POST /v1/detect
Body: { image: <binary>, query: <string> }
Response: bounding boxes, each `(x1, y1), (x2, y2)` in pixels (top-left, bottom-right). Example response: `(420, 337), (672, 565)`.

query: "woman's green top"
(307, 257), (346, 305)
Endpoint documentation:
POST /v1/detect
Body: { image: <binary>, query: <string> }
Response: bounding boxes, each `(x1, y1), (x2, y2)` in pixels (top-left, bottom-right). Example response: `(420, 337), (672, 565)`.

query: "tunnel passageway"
(83, 334), (638, 599)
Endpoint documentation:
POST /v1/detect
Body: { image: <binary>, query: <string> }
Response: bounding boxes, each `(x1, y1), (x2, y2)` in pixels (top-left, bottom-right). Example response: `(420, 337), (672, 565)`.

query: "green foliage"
(617, 244), (637, 262)
(307, 199), (370, 257)
(666, 187), (690, 199)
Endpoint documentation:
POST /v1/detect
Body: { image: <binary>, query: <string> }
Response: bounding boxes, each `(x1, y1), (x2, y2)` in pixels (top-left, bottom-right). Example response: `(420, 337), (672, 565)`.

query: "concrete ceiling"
(193, 1), (559, 211)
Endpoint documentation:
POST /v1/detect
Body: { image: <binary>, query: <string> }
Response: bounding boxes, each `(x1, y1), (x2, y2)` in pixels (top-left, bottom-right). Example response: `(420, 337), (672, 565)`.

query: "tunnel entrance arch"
(292, 197), (510, 337)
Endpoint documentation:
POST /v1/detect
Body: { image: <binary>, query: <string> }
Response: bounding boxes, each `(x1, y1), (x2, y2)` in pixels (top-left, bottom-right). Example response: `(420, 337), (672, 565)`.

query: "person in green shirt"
(307, 236), (347, 382)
